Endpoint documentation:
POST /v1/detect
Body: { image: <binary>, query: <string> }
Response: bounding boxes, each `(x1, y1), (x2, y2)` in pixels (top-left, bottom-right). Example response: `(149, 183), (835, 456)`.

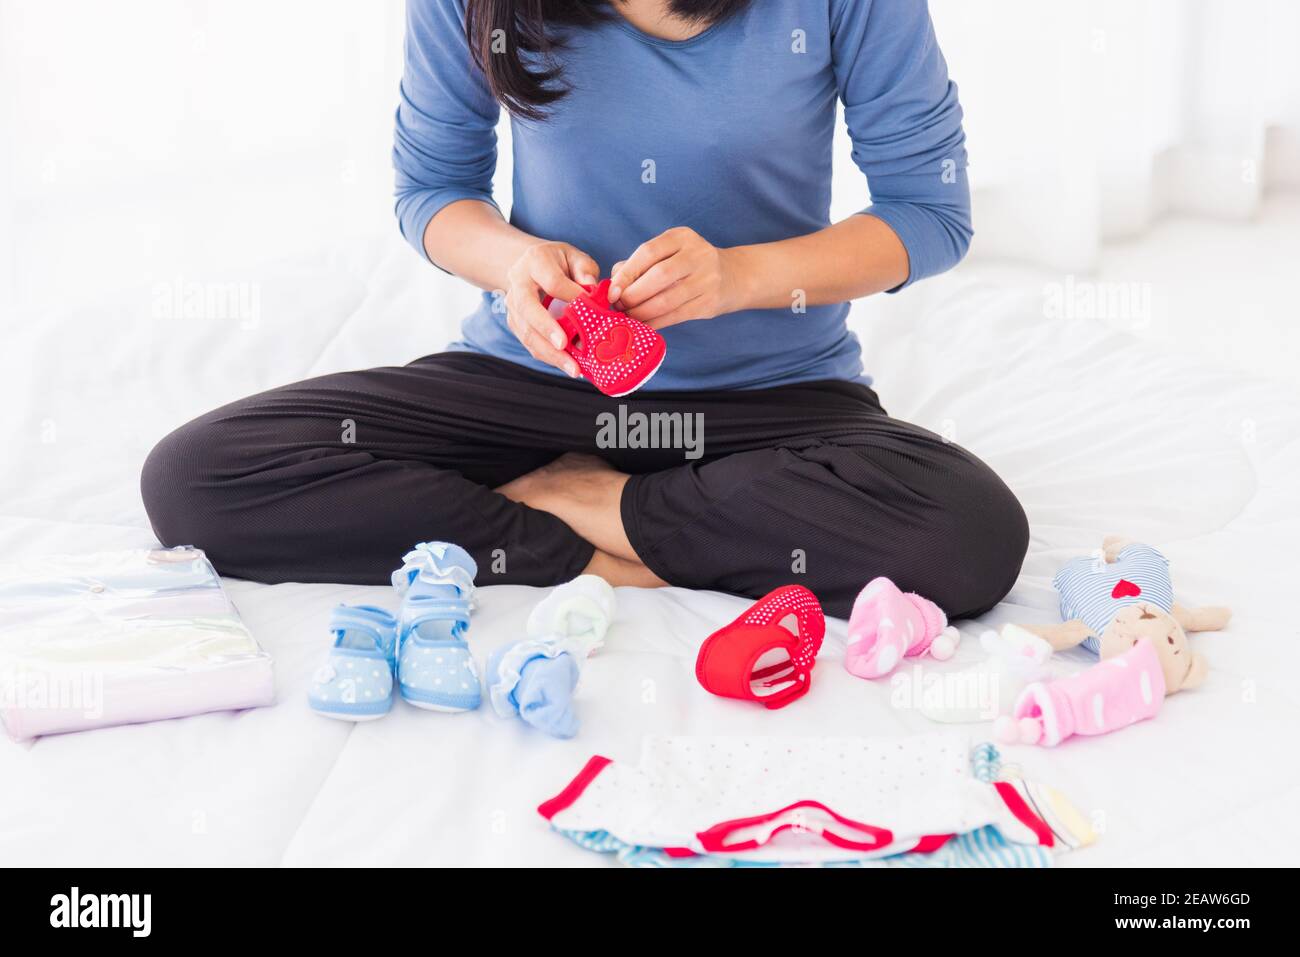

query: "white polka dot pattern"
(554, 280), (667, 397)
(544, 733), (1031, 862)
(400, 643), (476, 690)
(695, 584), (826, 708)
(843, 577), (949, 680)
(1009, 637), (1167, 746)
(736, 584), (825, 670)
(307, 604), (400, 720)
(309, 658), (393, 708)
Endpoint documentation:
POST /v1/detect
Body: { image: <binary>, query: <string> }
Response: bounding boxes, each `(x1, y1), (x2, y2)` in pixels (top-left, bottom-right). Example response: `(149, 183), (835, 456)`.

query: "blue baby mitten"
(486, 576), (615, 739)
(487, 639), (583, 739)
(514, 652), (581, 738)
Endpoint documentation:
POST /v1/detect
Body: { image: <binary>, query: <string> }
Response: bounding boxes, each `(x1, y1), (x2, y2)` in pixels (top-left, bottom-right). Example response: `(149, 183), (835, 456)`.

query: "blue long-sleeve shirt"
(395, 0), (971, 390)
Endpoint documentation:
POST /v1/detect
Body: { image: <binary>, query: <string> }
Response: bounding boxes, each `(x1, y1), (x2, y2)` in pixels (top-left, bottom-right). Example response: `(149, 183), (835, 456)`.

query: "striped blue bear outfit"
(1053, 543), (1174, 654)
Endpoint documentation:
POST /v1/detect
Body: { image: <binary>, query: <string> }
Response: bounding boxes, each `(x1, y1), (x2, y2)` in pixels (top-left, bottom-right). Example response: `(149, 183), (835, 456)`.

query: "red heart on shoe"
(593, 323), (633, 363)
(543, 280), (667, 396)
(1112, 578), (1142, 599)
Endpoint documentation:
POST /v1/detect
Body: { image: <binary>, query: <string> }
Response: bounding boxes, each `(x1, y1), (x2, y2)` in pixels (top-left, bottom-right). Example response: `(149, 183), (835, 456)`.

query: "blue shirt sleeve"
(831, 0), (973, 290)
(393, 0), (501, 264)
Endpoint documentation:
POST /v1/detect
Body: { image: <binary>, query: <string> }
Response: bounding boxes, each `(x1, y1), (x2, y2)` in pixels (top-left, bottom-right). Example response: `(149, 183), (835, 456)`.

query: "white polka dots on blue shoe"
(308, 605), (399, 722)
(393, 541), (482, 714)
(398, 635), (481, 713)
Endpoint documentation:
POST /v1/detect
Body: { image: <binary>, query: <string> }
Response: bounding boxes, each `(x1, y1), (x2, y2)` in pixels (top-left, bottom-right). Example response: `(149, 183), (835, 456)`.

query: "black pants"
(140, 353), (1028, 619)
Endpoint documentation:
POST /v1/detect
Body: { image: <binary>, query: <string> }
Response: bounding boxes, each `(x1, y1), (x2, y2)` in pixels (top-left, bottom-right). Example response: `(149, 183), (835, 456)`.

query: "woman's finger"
(519, 322), (579, 376)
(619, 255), (689, 310)
(625, 274), (698, 322)
(608, 261), (627, 307)
(509, 285), (579, 375)
(533, 257), (587, 305)
(640, 295), (706, 330)
(608, 230), (686, 302)
(564, 247), (600, 287)
(518, 290), (566, 349)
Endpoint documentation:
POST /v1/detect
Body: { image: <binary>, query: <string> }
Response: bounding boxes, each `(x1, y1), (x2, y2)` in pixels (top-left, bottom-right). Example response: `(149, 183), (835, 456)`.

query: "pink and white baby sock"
(844, 577), (960, 679)
(994, 637), (1166, 747)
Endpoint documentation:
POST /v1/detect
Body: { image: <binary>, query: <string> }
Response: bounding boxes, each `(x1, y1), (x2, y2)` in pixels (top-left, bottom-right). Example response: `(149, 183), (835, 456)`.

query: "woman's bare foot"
(582, 547), (667, 588)
(497, 452), (618, 516)
(498, 452), (666, 586)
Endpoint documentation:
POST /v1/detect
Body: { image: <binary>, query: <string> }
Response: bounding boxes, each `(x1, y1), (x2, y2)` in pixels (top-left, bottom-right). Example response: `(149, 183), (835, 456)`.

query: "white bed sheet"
(2, 234), (1297, 867)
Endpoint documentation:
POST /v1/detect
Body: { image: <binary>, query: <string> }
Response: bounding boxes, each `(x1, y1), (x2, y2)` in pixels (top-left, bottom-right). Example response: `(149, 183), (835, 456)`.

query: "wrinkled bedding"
(2, 235), (1297, 866)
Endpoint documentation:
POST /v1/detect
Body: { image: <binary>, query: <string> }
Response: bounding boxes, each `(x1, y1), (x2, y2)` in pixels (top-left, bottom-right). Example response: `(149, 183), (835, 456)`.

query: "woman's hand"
(505, 241), (600, 376)
(608, 227), (749, 330)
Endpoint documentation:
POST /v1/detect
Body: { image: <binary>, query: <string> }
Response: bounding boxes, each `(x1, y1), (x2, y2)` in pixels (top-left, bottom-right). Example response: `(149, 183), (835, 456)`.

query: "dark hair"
(465, 0), (752, 120)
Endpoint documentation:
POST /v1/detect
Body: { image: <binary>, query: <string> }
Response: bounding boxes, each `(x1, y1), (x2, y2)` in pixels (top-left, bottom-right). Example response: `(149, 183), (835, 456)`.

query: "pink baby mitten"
(844, 577), (960, 679)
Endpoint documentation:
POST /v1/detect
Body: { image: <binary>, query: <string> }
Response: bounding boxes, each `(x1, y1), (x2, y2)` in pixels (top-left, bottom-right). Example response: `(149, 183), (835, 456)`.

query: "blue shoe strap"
(402, 599), (471, 627)
(332, 603), (397, 628)
(402, 578), (471, 604)
(404, 636), (470, 651)
(402, 617), (470, 644)
(330, 604), (398, 653)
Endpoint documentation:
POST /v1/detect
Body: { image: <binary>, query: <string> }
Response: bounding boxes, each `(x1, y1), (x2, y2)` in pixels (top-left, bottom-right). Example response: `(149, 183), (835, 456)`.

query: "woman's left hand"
(607, 226), (749, 330)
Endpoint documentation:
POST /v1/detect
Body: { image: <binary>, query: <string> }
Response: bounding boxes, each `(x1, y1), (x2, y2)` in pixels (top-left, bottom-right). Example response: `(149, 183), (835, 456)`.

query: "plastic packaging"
(0, 546), (274, 741)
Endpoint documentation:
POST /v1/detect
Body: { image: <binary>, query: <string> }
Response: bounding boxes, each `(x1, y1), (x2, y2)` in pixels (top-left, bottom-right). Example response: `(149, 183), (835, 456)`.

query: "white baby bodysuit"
(540, 732), (1065, 863)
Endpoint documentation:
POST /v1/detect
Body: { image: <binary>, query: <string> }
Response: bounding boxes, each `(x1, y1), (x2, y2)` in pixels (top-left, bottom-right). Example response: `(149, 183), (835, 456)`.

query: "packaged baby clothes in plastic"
(0, 546), (274, 741)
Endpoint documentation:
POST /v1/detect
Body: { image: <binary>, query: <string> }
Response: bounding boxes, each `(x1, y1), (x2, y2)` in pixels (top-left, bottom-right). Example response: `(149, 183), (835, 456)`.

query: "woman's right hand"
(505, 241), (600, 377)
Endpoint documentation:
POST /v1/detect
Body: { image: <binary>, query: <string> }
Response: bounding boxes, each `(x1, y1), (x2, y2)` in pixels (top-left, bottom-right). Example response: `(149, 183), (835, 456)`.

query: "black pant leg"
(619, 387), (1028, 620)
(140, 354), (596, 586)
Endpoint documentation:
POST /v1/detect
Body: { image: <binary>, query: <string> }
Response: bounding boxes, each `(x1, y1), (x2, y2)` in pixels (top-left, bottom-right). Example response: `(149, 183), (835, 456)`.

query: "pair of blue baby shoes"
(308, 542), (481, 721)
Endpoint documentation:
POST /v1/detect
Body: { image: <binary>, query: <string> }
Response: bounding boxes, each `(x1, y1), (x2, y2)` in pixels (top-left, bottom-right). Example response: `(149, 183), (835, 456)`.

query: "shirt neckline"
(608, 11), (725, 49)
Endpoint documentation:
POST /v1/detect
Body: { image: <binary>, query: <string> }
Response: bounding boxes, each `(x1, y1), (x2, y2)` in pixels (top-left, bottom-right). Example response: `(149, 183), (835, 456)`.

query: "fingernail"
(608, 285), (622, 301)
(579, 274), (596, 285)
(567, 364), (579, 377)
(551, 332), (565, 349)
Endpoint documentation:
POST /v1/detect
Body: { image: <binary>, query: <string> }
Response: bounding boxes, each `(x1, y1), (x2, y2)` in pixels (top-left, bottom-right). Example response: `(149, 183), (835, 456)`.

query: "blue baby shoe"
(308, 605), (399, 721)
(393, 542), (481, 713)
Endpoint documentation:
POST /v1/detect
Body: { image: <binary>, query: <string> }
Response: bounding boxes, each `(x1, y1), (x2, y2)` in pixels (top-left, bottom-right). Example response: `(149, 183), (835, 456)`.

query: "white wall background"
(927, 0), (1300, 271)
(2, 0), (1298, 319)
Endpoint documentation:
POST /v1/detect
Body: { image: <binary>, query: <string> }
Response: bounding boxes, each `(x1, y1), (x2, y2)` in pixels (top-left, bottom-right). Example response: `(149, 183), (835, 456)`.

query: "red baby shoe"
(695, 585), (826, 710)
(544, 279), (667, 397)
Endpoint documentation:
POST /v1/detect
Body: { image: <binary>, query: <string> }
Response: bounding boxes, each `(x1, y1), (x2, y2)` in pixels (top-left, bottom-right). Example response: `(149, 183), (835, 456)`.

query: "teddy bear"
(995, 536), (1230, 746)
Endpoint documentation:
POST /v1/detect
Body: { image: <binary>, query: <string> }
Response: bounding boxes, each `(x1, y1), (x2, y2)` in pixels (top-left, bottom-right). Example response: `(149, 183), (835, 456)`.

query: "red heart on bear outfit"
(1111, 578), (1142, 599)
(593, 323), (633, 363)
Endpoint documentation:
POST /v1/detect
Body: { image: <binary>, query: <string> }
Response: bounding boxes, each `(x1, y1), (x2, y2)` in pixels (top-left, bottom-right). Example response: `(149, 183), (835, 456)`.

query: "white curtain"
(924, 0), (1300, 271)
(0, 0), (406, 316)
